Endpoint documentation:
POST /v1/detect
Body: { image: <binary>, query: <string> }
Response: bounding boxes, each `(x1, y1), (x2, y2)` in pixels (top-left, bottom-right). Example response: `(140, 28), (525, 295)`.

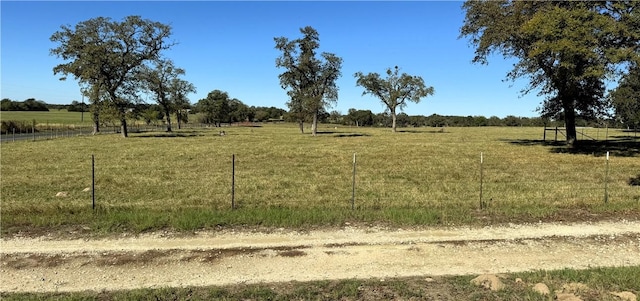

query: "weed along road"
(1, 220), (640, 293)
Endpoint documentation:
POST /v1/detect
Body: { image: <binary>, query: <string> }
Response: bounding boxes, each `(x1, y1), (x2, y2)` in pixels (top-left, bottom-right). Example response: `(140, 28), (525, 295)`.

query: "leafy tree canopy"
(460, 1), (640, 145)
(355, 66), (434, 132)
(50, 15), (174, 137)
(275, 26), (342, 135)
(610, 64), (640, 128)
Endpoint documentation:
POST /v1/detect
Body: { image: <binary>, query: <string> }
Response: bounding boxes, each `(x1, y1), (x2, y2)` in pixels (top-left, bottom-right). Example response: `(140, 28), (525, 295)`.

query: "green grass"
(0, 109), (92, 126)
(2, 266), (639, 300)
(1, 124), (639, 235)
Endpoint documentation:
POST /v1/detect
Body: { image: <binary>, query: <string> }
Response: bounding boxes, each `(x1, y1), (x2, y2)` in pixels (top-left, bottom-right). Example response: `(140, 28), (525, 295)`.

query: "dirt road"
(2, 220), (639, 293)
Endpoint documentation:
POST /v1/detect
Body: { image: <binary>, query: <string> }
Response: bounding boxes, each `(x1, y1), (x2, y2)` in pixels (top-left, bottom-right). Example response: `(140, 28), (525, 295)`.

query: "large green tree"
(50, 15), (174, 137)
(355, 66), (434, 132)
(460, 1), (640, 146)
(610, 64), (640, 129)
(275, 26), (343, 136)
(138, 59), (195, 132)
(196, 90), (231, 127)
(171, 78), (196, 129)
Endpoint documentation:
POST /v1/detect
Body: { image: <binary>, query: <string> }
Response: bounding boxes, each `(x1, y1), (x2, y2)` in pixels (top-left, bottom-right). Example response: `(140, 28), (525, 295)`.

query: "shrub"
(0, 120), (37, 134)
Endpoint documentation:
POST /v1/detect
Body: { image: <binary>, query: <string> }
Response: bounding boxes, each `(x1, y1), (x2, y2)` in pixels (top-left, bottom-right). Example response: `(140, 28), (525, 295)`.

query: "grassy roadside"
(2, 266), (639, 300)
(1, 124), (639, 236)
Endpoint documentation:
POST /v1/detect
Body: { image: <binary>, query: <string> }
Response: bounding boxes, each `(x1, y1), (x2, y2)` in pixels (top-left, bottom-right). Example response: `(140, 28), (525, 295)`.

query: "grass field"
(1, 124), (639, 235)
(0, 109), (92, 126)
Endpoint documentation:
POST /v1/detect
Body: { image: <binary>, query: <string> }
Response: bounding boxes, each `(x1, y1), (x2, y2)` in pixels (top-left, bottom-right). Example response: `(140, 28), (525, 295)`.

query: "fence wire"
(81, 152), (639, 211)
(3, 128), (638, 212)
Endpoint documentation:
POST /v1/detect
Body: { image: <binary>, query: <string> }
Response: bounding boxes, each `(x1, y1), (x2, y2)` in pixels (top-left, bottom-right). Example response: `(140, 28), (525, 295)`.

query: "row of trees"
(1, 98), (49, 111)
(50, 16), (196, 136)
(275, 2), (640, 143)
(275, 27), (435, 135)
(276, 3), (640, 143)
(49, 3), (640, 143)
(337, 110), (570, 128)
(66, 100), (89, 112)
(1, 93), (608, 129)
(192, 90), (286, 125)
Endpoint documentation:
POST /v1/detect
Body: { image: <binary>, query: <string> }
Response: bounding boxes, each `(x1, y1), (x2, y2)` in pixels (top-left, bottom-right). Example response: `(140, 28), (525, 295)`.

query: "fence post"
(231, 154), (236, 210)
(555, 126), (558, 141)
(604, 151), (610, 204)
(351, 153), (356, 210)
(480, 152), (484, 209)
(92, 154), (96, 211)
(32, 125), (35, 141)
(12, 128), (15, 142)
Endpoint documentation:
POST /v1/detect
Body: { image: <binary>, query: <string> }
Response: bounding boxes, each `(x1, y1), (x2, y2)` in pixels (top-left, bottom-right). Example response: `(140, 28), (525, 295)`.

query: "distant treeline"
(329, 109), (608, 128)
(48, 100), (88, 112)
(1, 98), (49, 111)
(3, 98), (611, 128)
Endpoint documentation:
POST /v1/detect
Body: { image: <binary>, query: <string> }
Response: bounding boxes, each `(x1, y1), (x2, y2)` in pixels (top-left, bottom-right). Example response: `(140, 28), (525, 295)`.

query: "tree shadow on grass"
(133, 131), (204, 138)
(314, 131), (337, 135)
(313, 131), (371, 137)
(503, 138), (640, 157)
(334, 133), (371, 138)
(397, 129), (449, 134)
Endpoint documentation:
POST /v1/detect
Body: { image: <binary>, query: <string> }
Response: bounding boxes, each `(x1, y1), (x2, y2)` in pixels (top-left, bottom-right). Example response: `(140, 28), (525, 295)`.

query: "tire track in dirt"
(2, 220), (639, 293)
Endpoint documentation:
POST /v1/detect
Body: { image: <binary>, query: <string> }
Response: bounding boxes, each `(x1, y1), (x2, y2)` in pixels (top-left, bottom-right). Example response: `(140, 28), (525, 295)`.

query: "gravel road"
(2, 220), (639, 293)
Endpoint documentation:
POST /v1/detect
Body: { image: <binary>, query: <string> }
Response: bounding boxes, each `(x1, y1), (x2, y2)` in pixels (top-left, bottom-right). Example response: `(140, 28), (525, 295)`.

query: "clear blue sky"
(1, 1), (544, 118)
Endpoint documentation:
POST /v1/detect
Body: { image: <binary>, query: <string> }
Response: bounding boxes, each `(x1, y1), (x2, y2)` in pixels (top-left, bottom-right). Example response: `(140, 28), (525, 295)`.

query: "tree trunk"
(563, 100), (577, 147)
(176, 111), (182, 130)
(92, 111), (100, 135)
(120, 113), (128, 138)
(164, 107), (172, 132)
(391, 109), (397, 133)
(298, 120), (304, 133)
(311, 110), (318, 136)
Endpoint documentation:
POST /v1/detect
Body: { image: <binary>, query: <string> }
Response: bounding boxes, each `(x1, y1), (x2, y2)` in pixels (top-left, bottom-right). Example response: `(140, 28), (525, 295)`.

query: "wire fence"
(0, 122), (220, 143)
(81, 150), (639, 212)
(3, 125), (638, 214)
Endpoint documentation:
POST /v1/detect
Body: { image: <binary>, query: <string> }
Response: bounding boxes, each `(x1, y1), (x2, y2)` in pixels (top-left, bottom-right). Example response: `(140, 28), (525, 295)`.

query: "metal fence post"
(604, 151), (610, 204)
(232, 154), (236, 210)
(480, 152), (484, 209)
(92, 154), (96, 211)
(352, 153), (357, 210)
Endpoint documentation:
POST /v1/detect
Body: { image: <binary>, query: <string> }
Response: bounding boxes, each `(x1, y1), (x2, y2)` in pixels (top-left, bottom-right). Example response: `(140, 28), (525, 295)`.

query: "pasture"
(1, 124), (639, 235)
(0, 110), (91, 125)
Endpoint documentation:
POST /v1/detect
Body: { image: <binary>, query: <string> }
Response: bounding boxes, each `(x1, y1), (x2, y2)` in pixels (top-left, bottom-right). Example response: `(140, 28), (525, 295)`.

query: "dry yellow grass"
(1, 124), (638, 234)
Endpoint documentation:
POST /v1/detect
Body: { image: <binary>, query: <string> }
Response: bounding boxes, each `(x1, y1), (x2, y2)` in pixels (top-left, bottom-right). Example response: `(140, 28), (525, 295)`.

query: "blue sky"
(1, 1), (544, 118)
